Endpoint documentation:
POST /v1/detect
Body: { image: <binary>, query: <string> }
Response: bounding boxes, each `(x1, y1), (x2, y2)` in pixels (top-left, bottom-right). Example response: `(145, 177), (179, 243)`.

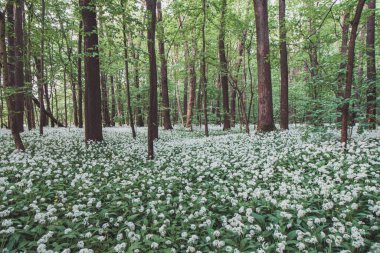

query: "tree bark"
(132, 38), (144, 127)
(219, 0), (230, 130)
(185, 35), (196, 129)
(157, 0), (172, 130)
(121, 22), (136, 138)
(24, 6), (35, 130)
(2, 6), (24, 151)
(146, 0), (158, 159)
(341, 0), (366, 144)
(201, 0), (209, 136)
(116, 74), (124, 126)
(366, 0), (376, 129)
(279, 0), (289, 130)
(183, 43), (189, 124)
(253, 0), (275, 132)
(100, 73), (111, 127)
(336, 13), (350, 125)
(110, 75), (116, 126)
(63, 65), (68, 126)
(14, 0), (25, 134)
(77, 21), (83, 128)
(80, 0), (103, 142)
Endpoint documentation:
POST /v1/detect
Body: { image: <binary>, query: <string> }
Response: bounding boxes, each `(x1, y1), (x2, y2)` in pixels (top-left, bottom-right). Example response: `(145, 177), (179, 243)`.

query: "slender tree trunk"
(219, 0), (230, 130)
(116, 75), (124, 126)
(146, 0), (158, 159)
(122, 32), (136, 137)
(201, 0), (209, 136)
(157, 0), (172, 130)
(14, 0), (25, 134)
(63, 65), (68, 126)
(77, 21), (83, 128)
(336, 13), (350, 125)
(366, 0), (376, 129)
(24, 8), (34, 130)
(230, 88), (236, 127)
(110, 75), (116, 126)
(185, 35), (196, 129)
(56, 8), (79, 127)
(341, 0), (366, 144)
(80, 0), (103, 142)
(182, 43), (189, 125)
(121, 1), (136, 138)
(132, 38), (144, 127)
(216, 75), (221, 125)
(68, 47), (79, 127)
(100, 73), (111, 127)
(279, 0), (289, 130)
(253, 0), (275, 132)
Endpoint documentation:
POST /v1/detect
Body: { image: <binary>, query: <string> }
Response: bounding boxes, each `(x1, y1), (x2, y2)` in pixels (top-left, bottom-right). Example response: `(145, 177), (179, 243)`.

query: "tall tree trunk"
(183, 42), (189, 124)
(132, 38), (144, 127)
(2, 4), (25, 150)
(14, 0), (25, 134)
(116, 74), (124, 126)
(201, 0), (209, 136)
(24, 7), (34, 130)
(100, 73), (111, 127)
(56, 7), (79, 127)
(80, 0), (103, 142)
(219, 0), (230, 130)
(121, 0), (136, 138)
(157, 0), (172, 130)
(231, 32), (250, 134)
(122, 31), (136, 137)
(253, 0), (275, 132)
(146, 0), (158, 159)
(336, 13), (350, 125)
(77, 21), (83, 128)
(110, 75), (116, 126)
(63, 65), (68, 126)
(341, 0), (365, 144)
(185, 35), (196, 129)
(230, 88), (236, 127)
(366, 0), (376, 129)
(216, 75), (221, 125)
(279, 0), (289, 130)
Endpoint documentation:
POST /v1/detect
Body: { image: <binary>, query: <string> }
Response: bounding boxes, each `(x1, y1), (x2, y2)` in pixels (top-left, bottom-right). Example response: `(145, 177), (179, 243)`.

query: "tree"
(253, 0), (275, 132)
(80, 0), (103, 142)
(366, 0), (376, 129)
(336, 12), (350, 125)
(185, 34), (196, 129)
(1, 1), (25, 150)
(219, 0), (230, 130)
(279, 0), (288, 130)
(341, 0), (366, 144)
(121, 0), (136, 139)
(132, 36), (144, 127)
(201, 0), (209, 136)
(146, 0), (158, 159)
(77, 21), (83, 128)
(157, 0), (172, 130)
(14, 0), (25, 134)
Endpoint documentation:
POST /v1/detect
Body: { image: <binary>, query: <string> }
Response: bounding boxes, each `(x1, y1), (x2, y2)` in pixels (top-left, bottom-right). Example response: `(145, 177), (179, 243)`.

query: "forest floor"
(0, 125), (379, 253)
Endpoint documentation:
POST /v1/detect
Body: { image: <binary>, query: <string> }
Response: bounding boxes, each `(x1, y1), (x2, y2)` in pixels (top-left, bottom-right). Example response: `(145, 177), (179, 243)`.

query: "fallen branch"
(31, 96), (65, 127)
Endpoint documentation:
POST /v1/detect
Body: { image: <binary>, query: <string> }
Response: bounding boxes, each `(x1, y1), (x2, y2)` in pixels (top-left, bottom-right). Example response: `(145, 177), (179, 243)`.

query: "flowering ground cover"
(0, 126), (379, 253)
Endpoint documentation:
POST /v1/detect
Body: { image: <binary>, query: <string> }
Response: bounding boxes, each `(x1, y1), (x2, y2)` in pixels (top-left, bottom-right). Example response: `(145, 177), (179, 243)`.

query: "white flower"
(151, 242), (159, 249)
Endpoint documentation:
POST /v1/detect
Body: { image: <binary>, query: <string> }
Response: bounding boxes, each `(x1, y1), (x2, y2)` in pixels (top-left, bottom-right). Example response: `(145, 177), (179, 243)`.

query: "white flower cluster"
(0, 125), (379, 252)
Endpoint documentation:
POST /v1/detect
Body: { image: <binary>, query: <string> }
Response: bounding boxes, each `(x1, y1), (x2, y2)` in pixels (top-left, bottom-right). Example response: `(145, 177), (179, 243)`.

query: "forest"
(0, 0), (379, 252)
